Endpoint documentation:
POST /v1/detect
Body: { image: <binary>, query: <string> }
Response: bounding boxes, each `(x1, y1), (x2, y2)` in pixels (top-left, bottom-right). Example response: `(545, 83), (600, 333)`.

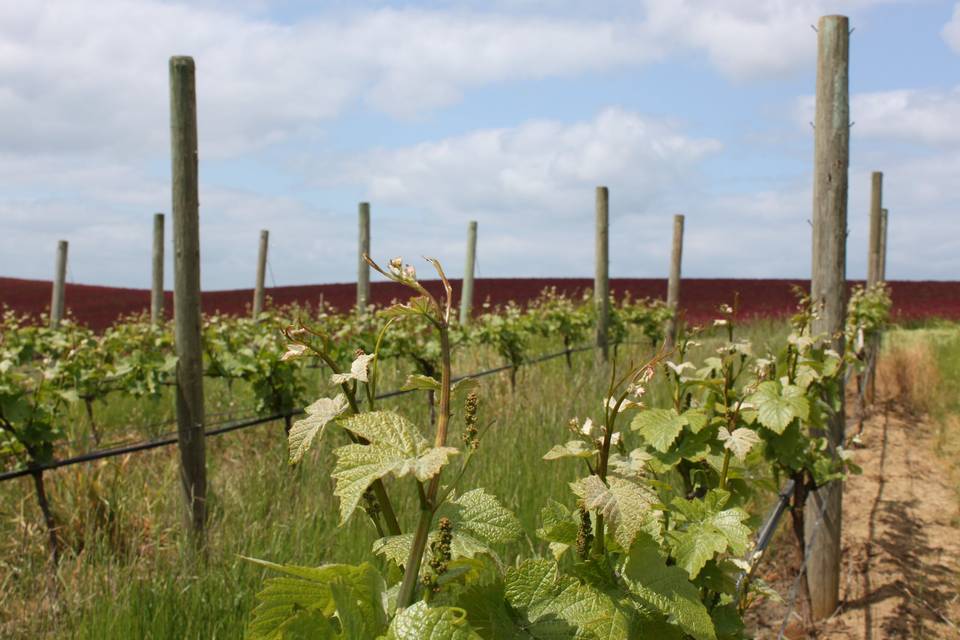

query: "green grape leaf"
(452, 378), (480, 404)
(504, 559), (628, 639)
(384, 601), (483, 640)
(381, 296), (435, 319)
(631, 408), (685, 453)
(623, 538), (717, 640)
(374, 489), (519, 568)
(608, 450), (652, 478)
(536, 500), (579, 560)
(671, 523), (729, 580)
(456, 581), (530, 639)
(571, 475), (662, 549)
(794, 363), (821, 391)
(448, 488), (522, 546)
(401, 374), (440, 392)
(746, 381), (809, 434)
(329, 577), (388, 638)
(330, 353), (376, 384)
(717, 427), (761, 461)
(245, 559), (385, 640)
(710, 603), (746, 640)
(543, 440), (595, 460)
(332, 411), (458, 523)
(668, 490), (751, 579)
(288, 394), (349, 464)
(681, 408), (709, 433)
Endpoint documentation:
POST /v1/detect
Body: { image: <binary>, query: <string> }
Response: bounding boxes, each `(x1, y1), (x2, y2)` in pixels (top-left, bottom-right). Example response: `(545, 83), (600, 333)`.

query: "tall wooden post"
(664, 214), (684, 350)
(357, 202), (370, 314)
(151, 213), (165, 325)
(253, 229), (268, 318)
(865, 173), (883, 403)
(806, 15), (849, 621)
(459, 220), (478, 326)
(867, 172), (883, 287)
(595, 187), (610, 362)
(50, 240), (68, 329)
(879, 208), (888, 281)
(169, 55), (207, 541)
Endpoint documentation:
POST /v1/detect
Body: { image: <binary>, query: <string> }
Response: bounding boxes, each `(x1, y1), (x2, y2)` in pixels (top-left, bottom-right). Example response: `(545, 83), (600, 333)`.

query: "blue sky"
(2, 0), (959, 290)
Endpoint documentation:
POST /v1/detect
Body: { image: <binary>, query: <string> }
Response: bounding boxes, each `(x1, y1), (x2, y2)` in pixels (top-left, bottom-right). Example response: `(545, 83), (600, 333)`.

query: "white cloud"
(642, 0), (890, 81)
(0, 1), (666, 160)
(340, 108), (721, 219)
(328, 108), (723, 279)
(796, 86), (960, 146)
(0, 0), (893, 163)
(943, 2), (960, 52)
(852, 87), (960, 146)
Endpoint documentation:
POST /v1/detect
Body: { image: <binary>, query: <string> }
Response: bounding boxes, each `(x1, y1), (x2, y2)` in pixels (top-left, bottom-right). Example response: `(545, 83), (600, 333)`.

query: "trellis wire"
(0, 343), (594, 483)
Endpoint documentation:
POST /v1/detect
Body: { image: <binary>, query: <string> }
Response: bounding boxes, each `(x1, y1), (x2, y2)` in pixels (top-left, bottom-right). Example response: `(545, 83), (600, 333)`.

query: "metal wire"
(0, 344), (594, 483)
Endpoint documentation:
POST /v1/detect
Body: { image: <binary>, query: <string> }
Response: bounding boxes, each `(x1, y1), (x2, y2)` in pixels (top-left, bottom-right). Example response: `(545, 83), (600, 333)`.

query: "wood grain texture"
(806, 14), (849, 621)
(170, 55), (207, 541)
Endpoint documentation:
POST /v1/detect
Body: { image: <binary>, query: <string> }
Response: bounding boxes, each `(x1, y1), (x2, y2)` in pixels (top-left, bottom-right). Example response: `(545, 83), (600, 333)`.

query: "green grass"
(0, 321), (792, 639)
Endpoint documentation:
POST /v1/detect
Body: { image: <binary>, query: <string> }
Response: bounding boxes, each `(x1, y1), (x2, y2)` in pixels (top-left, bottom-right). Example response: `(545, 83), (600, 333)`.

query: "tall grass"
(0, 322), (792, 639)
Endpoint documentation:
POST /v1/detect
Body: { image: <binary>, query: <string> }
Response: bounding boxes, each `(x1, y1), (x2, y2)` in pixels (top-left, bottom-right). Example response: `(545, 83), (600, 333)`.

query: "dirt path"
(752, 405), (960, 638)
(809, 405), (960, 638)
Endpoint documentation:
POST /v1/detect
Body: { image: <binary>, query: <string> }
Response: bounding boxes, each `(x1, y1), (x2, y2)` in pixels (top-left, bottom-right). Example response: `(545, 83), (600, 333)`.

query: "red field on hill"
(1, 276), (957, 331)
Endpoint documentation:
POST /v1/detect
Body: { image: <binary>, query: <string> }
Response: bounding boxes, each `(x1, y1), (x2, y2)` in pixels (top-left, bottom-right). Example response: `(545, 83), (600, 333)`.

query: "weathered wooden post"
(459, 220), (478, 326)
(253, 229), (269, 319)
(664, 214), (684, 351)
(151, 213), (165, 325)
(169, 55), (207, 542)
(865, 173), (883, 403)
(879, 208), (888, 281)
(50, 240), (68, 329)
(357, 202), (370, 314)
(867, 172), (883, 287)
(595, 186), (610, 362)
(806, 14), (849, 621)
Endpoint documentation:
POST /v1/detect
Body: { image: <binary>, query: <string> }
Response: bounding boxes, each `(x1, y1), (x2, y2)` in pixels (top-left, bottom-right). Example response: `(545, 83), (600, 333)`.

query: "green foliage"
(245, 559), (387, 639)
(332, 411), (459, 523)
(288, 394), (348, 464)
(472, 301), (531, 387)
(384, 602), (483, 640)
(747, 381), (809, 435)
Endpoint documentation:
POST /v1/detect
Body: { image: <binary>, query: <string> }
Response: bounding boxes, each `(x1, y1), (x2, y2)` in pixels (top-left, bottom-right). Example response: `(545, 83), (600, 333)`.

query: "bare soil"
(749, 404), (960, 639)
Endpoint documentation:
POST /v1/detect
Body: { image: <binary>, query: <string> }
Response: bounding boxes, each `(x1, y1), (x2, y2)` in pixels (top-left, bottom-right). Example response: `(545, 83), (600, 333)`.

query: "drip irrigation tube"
(0, 344), (595, 483)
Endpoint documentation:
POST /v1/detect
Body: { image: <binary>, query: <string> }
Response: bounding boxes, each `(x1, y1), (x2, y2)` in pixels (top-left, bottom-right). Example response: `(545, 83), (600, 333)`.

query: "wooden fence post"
(867, 172), (883, 287)
(50, 240), (67, 329)
(169, 55), (207, 542)
(459, 220), (478, 326)
(358, 202), (370, 314)
(879, 208), (888, 281)
(151, 213), (165, 325)
(253, 229), (268, 319)
(595, 187), (610, 362)
(664, 214), (684, 351)
(865, 172), (883, 403)
(806, 14), (849, 621)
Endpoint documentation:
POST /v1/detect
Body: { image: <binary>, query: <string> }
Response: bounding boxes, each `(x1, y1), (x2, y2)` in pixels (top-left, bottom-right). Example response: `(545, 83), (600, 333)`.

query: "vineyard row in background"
(4, 274), (960, 332)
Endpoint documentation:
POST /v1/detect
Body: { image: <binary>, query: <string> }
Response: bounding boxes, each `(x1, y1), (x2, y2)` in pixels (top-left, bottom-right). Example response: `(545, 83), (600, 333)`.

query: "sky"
(1, 0), (959, 290)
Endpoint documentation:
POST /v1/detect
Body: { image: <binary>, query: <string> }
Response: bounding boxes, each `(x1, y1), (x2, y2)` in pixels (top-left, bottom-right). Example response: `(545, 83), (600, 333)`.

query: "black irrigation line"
(0, 344), (596, 483)
(0, 406), (266, 467)
(735, 478), (797, 598)
(734, 363), (863, 612)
